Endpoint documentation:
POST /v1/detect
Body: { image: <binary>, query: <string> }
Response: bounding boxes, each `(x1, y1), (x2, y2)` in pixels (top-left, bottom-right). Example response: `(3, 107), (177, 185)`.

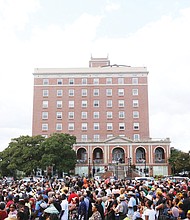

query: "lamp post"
(88, 157), (91, 178)
(144, 156), (147, 177)
(116, 162), (119, 180)
(127, 157), (132, 178)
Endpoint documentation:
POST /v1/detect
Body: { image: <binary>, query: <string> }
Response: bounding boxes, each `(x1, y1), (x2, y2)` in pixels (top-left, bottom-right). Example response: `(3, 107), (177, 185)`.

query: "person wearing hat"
(118, 195), (128, 220)
(127, 191), (137, 218)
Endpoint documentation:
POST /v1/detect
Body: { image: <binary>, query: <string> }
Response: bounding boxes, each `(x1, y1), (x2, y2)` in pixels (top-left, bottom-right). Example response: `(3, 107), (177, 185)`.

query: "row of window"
(42, 99), (139, 108)
(43, 88), (139, 97)
(42, 133), (140, 142)
(43, 77), (139, 85)
(42, 122), (140, 131)
(42, 111), (139, 119)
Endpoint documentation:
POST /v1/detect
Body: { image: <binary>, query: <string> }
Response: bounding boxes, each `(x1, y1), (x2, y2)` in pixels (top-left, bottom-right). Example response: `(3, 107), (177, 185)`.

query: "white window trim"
(56, 123), (62, 131)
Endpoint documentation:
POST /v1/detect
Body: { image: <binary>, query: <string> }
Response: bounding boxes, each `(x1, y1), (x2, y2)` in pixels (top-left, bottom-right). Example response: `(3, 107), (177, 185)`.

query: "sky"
(0, 0), (190, 153)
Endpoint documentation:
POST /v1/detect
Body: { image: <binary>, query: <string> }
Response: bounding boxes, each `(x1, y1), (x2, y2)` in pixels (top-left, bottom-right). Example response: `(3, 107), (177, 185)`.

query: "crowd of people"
(0, 175), (190, 220)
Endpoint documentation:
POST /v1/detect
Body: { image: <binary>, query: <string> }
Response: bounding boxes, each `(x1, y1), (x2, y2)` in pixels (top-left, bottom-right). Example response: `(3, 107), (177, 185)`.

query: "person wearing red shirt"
(0, 202), (8, 220)
(68, 188), (79, 204)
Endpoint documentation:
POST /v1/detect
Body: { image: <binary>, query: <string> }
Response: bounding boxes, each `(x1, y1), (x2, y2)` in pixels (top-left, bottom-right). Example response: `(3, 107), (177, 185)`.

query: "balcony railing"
(93, 159), (103, 164)
(155, 159), (166, 163)
(76, 159), (87, 164)
(136, 159), (145, 164)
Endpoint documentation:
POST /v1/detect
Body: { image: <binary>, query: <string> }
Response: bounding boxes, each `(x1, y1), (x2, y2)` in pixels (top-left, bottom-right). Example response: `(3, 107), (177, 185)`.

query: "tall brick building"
(32, 57), (170, 177)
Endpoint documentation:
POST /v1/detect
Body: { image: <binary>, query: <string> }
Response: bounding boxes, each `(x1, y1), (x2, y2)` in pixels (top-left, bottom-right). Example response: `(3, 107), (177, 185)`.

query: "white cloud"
(105, 1), (120, 12)
(0, 0), (40, 30)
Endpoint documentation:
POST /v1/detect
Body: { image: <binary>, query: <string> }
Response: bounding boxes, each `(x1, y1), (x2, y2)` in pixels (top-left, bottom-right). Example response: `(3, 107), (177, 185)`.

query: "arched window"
(112, 148), (124, 163)
(93, 148), (103, 164)
(155, 147), (165, 162)
(77, 148), (87, 163)
(136, 147), (145, 163)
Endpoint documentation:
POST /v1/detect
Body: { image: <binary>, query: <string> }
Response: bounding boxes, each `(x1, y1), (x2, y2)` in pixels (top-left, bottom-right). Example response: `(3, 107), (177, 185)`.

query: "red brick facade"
(32, 58), (170, 177)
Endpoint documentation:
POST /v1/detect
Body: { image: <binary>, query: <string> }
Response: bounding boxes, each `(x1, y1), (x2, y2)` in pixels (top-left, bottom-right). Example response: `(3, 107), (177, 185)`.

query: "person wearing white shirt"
(60, 194), (69, 220)
(143, 200), (156, 220)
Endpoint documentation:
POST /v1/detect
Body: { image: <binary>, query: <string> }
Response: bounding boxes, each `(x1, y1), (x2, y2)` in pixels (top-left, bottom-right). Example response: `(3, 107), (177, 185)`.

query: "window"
(57, 79), (63, 85)
(118, 77), (124, 84)
(107, 100), (112, 108)
(42, 124), (48, 131)
(93, 100), (99, 107)
(68, 112), (74, 119)
(107, 134), (113, 138)
(106, 78), (112, 84)
(93, 112), (99, 119)
(94, 123), (100, 130)
(56, 112), (62, 119)
(107, 111), (113, 119)
(68, 123), (74, 130)
(93, 78), (99, 84)
(42, 112), (48, 120)
(118, 100), (125, 107)
(94, 134), (100, 141)
(93, 89), (99, 96)
(69, 78), (74, 85)
(119, 123), (125, 130)
(42, 101), (48, 108)
(69, 100), (74, 108)
(132, 89), (138, 96)
(133, 100), (139, 107)
(106, 89), (112, 96)
(82, 123), (87, 130)
(118, 89), (124, 96)
(81, 135), (88, 141)
(107, 123), (113, 130)
(82, 78), (87, 84)
(119, 111), (125, 118)
(43, 90), (48, 97)
(43, 79), (49, 85)
(81, 112), (87, 119)
(133, 111), (139, 118)
(133, 134), (140, 141)
(57, 101), (62, 108)
(81, 89), (87, 96)
(132, 77), (138, 84)
(69, 89), (74, 96)
(81, 100), (87, 108)
(57, 90), (63, 97)
(133, 123), (139, 130)
(56, 123), (62, 131)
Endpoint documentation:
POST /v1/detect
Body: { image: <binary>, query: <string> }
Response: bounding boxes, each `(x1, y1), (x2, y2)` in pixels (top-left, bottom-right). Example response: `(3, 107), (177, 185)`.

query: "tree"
(168, 148), (190, 175)
(0, 133), (77, 178)
(40, 133), (77, 177)
(0, 135), (45, 177)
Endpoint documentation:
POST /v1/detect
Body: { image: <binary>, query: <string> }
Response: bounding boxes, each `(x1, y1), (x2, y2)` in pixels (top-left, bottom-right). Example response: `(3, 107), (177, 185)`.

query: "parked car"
(135, 176), (155, 184)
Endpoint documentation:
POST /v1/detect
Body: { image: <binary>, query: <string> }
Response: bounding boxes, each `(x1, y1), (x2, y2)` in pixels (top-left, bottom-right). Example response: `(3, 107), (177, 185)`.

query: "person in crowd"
(0, 202), (8, 220)
(89, 203), (102, 220)
(78, 196), (86, 220)
(143, 199), (156, 220)
(60, 194), (68, 220)
(8, 204), (17, 218)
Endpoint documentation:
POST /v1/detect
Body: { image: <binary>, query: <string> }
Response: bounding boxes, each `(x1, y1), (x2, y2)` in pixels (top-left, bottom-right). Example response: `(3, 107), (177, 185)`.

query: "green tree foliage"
(0, 135), (45, 177)
(168, 148), (190, 174)
(0, 133), (77, 178)
(40, 133), (77, 176)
